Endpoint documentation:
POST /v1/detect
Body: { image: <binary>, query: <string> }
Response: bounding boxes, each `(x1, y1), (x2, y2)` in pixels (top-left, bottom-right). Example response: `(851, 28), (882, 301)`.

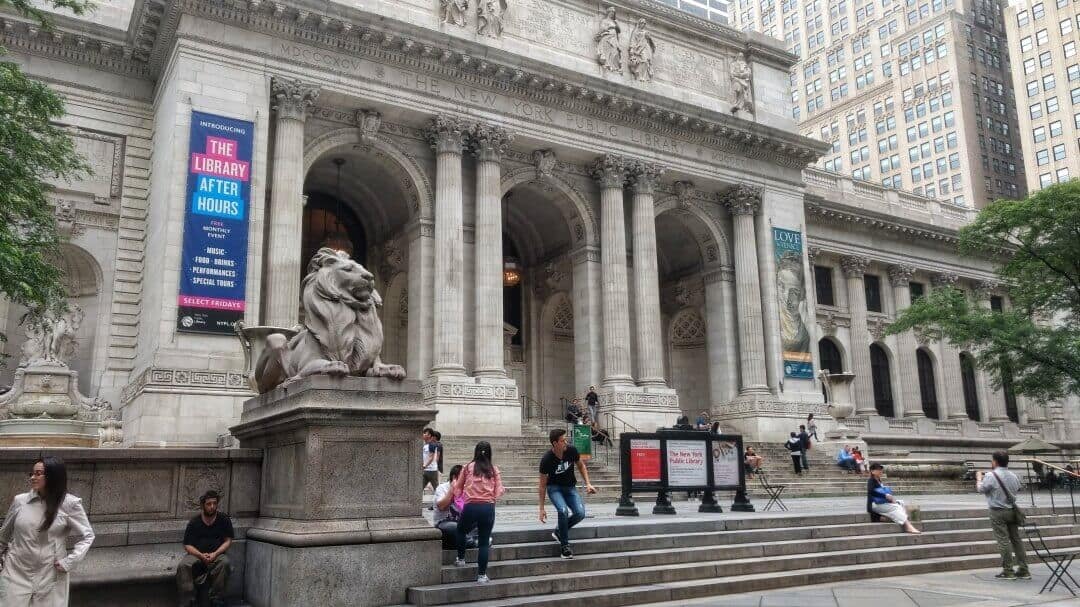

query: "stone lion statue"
(254, 248), (406, 394)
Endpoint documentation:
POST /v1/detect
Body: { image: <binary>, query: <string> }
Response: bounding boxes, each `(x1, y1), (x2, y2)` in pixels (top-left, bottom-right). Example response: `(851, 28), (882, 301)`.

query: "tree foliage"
(0, 0), (92, 346)
(887, 181), (1080, 401)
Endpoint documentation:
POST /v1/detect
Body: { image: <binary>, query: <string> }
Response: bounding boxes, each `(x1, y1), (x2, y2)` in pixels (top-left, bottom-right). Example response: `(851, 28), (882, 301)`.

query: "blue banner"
(774, 227), (813, 379)
(176, 111), (254, 334)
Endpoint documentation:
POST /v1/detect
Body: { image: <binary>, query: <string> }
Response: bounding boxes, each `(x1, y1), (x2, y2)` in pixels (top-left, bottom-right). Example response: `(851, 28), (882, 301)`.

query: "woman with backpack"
(452, 441), (505, 584)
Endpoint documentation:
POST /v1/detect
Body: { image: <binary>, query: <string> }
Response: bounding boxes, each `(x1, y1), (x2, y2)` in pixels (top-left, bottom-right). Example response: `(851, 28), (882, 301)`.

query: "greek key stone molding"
(425, 115), (471, 155)
(887, 264), (916, 287)
(121, 366), (251, 404)
(270, 77), (320, 121)
(628, 161), (666, 194)
(931, 272), (960, 288)
(590, 154), (630, 188)
(717, 398), (830, 417)
(840, 255), (870, 278)
(470, 123), (514, 162)
(722, 184), (762, 215)
(421, 378), (518, 401)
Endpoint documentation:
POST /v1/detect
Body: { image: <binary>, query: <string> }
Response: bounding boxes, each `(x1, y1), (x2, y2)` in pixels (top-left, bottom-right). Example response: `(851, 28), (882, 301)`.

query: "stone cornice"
(805, 197), (964, 248)
(0, 14), (151, 78)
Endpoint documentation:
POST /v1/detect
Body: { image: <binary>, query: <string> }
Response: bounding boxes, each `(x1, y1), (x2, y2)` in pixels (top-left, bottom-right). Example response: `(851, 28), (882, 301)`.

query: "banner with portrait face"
(774, 227), (812, 379)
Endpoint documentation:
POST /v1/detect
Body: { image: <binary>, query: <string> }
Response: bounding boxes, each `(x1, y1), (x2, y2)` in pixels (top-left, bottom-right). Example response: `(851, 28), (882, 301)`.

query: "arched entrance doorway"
(818, 337), (844, 403)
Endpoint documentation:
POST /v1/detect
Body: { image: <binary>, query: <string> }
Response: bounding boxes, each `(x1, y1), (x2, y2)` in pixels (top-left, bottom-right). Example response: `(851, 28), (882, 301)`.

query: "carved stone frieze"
(590, 153), (630, 189)
(887, 264), (916, 287)
(931, 272), (960, 288)
(425, 115), (470, 155)
(121, 366), (251, 404)
(470, 123), (514, 162)
(840, 255), (870, 278)
(627, 18), (655, 82)
(722, 184), (762, 215)
(355, 109), (382, 143)
(532, 149), (557, 181)
(673, 181), (696, 209)
(271, 77), (320, 121)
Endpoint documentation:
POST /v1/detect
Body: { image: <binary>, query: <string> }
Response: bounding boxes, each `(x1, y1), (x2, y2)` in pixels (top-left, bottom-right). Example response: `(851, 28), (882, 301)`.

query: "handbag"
(990, 469), (1027, 525)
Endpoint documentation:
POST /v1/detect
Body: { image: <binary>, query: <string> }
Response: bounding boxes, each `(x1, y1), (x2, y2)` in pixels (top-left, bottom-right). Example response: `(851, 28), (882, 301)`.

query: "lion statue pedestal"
(229, 249), (438, 607)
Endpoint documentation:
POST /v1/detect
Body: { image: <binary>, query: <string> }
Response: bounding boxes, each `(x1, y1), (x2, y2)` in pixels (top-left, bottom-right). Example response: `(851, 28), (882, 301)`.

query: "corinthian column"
(425, 115), (470, 377)
(888, 264), (920, 418)
(591, 154), (633, 387)
(724, 185), (769, 395)
(471, 123), (513, 378)
(265, 78), (319, 327)
(841, 255), (876, 415)
(629, 161), (667, 387)
(932, 273), (968, 419)
(974, 280), (1009, 422)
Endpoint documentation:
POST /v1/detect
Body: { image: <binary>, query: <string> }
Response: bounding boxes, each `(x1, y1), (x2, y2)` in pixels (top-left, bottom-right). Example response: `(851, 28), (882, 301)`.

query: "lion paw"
(325, 361), (350, 376)
(369, 363), (407, 380)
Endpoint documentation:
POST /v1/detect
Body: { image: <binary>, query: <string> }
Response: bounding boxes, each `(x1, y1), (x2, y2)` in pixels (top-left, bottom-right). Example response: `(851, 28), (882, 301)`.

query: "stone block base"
(244, 525), (439, 606)
(423, 375), (521, 437)
(121, 366), (252, 446)
(0, 418), (102, 447)
(597, 385), (680, 437)
(714, 393), (829, 442)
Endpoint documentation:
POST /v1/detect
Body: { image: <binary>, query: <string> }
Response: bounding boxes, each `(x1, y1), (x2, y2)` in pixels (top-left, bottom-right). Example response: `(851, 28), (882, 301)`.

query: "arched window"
(1003, 365), (1020, 423)
(818, 338), (844, 403)
(870, 344), (895, 417)
(917, 349), (940, 419)
(960, 353), (981, 421)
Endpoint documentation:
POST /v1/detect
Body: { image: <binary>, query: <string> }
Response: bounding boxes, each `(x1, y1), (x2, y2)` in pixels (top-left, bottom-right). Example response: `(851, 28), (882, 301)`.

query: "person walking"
(585, 386), (599, 423)
(785, 432), (803, 474)
(807, 413), (819, 441)
(798, 425), (811, 471)
(538, 428), (597, 560)
(452, 441), (505, 584)
(866, 464), (921, 534)
(0, 456), (95, 607)
(422, 427), (440, 509)
(977, 451), (1030, 580)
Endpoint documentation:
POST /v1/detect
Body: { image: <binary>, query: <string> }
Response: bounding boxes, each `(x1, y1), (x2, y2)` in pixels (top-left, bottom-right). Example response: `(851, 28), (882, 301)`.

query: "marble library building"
(1, 0), (1077, 447)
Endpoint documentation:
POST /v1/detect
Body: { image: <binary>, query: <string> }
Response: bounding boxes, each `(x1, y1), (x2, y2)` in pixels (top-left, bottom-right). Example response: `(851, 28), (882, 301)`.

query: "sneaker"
(1015, 570), (1032, 580)
(994, 570), (1016, 579)
(476, 574), (490, 584)
(551, 532), (561, 544)
(560, 546), (574, 559)
(453, 557), (467, 567)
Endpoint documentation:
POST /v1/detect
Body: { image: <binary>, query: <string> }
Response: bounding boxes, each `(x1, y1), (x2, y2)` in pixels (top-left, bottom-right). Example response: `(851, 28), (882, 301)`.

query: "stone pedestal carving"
(820, 370), (860, 439)
(0, 307), (121, 447)
(231, 376), (439, 607)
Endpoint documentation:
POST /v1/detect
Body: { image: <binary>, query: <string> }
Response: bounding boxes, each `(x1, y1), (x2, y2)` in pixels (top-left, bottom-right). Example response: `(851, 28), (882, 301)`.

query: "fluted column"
(932, 273), (968, 419)
(426, 116), (469, 377)
(471, 124), (514, 378)
(592, 155), (634, 387)
(705, 268), (739, 407)
(841, 255), (876, 415)
(629, 161), (667, 387)
(888, 265), (920, 418)
(974, 281), (1010, 422)
(724, 185), (769, 395)
(265, 78), (319, 327)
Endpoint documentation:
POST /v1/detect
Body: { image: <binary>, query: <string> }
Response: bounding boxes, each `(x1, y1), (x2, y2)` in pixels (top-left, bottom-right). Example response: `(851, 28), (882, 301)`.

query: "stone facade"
(0, 0), (1073, 444)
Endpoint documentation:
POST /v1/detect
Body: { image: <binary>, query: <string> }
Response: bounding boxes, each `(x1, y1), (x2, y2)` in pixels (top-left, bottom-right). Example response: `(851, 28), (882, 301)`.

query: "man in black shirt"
(585, 386), (600, 422)
(177, 490), (234, 607)
(539, 428), (596, 560)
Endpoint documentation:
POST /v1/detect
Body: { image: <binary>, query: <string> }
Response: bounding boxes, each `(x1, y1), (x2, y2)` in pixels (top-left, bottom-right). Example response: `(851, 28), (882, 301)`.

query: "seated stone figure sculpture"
(254, 247), (406, 393)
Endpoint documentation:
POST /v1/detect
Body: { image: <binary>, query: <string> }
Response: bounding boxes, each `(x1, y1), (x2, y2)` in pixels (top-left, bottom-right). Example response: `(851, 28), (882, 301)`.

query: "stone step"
(405, 514), (1080, 606)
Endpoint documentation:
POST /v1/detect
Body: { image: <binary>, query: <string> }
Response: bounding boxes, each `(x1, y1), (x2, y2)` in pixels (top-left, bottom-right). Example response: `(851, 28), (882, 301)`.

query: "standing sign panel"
(572, 424), (593, 460)
(176, 111), (254, 334)
(629, 439), (661, 483)
(666, 440), (708, 487)
(711, 439), (741, 487)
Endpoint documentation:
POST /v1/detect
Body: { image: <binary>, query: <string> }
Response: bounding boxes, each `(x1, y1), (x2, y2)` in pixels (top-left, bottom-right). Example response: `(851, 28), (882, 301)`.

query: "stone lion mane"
(255, 248), (406, 394)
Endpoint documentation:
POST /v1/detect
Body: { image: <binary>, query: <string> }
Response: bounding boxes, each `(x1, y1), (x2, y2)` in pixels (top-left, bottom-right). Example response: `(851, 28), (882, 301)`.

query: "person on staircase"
(785, 432), (803, 475)
(836, 445), (859, 473)
(866, 463), (921, 534)
(585, 386), (600, 423)
(452, 441), (505, 584)
(807, 413), (820, 441)
(539, 428), (597, 560)
(798, 425), (811, 472)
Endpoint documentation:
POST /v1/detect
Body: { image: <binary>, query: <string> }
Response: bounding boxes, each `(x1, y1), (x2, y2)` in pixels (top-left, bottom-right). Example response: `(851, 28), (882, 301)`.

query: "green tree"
(0, 0), (92, 347)
(887, 181), (1080, 402)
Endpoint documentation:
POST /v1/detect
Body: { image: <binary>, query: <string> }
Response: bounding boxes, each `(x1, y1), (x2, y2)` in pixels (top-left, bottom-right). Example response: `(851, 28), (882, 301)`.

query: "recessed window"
(814, 265), (836, 306)
(864, 274), (883, 313)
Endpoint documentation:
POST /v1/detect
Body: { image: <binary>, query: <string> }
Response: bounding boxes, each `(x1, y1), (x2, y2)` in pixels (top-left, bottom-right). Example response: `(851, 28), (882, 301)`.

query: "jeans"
(456, 503), (496, 575)
(838, 458), (858, 471)
(989, 508), (1028, 572)
(800, 449), (810, 470)
(547, 485), (587, 546)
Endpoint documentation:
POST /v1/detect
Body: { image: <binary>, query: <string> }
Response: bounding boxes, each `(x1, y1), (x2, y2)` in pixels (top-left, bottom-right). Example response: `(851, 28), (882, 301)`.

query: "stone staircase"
(400, 507), (1080, 606)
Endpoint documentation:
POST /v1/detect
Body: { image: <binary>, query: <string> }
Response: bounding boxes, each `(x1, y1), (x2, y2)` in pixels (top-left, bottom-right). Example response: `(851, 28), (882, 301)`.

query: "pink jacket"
(453, 462), (505, 504)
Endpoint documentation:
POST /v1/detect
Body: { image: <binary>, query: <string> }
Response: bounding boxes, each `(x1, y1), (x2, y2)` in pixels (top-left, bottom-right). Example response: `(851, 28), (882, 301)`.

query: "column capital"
(271, 77), (320, 122)
(840, 255), (870, 278)
(806, 245), (822, 265)
(887, 264), (917, 287)
(470, 123), (514, 162)
(424, 115), (470, 155)
(973, 279), (999, 301)
(590, 153), (630, 189)
(628, 161), (666, 194)
(931, 272), (960, 288)
(722, 184), (762, 215)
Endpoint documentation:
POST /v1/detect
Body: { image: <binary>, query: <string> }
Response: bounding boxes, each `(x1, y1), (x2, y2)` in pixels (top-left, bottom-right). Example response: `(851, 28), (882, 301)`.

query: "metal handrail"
(601, 411), (641, 435)
(1030, 458), (1079, 522)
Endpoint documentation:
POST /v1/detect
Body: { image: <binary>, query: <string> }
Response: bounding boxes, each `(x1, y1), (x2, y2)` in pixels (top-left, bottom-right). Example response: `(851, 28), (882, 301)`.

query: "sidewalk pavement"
(424, 492), (1075, 530)
(633, 567), (1080, 606)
